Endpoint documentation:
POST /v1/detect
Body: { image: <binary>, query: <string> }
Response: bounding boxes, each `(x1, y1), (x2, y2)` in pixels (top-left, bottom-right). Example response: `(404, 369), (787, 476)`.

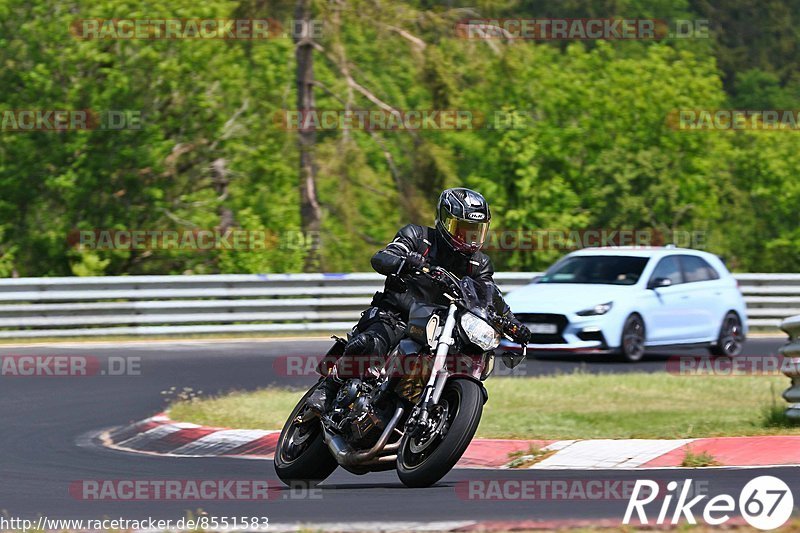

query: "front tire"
(274, 384), (338, 487)
(709, 312), (744, 357)
(397, 379), (483, 488)
(617, 314), (646, 362)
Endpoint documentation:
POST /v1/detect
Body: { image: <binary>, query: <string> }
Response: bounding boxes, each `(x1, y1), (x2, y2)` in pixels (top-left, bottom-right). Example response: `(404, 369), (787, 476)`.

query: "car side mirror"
(648, 277), (672, 289)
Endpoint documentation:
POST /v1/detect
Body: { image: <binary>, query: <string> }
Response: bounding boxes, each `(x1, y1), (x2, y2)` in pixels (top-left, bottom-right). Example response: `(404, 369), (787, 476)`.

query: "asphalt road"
(0, 337), (795, 526)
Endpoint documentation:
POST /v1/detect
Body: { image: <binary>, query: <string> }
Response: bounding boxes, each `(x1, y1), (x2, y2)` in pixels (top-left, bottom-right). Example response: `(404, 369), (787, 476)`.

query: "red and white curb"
(102, 413), (800, 469)
(505, 436), (800, 469)
(100, 413), (548, 468)
(102, 414), (283, 459)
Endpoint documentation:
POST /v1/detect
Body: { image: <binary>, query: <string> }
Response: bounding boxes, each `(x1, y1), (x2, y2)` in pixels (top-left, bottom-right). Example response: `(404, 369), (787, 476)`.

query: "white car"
(503, 247), (748, 362)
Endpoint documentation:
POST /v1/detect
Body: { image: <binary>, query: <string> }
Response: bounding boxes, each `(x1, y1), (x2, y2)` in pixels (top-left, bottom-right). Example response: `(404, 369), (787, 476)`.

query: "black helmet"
(435, 188), (491, 254)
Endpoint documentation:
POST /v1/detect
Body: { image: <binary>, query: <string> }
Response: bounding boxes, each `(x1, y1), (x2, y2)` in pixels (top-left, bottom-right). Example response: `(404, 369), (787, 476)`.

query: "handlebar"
(422, 266), (524, 343)
(399, 261), (528, 351)
(420, 265), (461, 294)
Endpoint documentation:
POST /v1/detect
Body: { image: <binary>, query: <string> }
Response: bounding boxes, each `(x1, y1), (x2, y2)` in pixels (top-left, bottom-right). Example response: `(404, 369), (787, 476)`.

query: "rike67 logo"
(624, 476), (794, 530)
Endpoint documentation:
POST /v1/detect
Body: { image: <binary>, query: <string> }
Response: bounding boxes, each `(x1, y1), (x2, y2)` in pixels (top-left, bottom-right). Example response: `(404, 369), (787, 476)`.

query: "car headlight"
(460, 313), (501, 350)
(576, 301), (613, 316)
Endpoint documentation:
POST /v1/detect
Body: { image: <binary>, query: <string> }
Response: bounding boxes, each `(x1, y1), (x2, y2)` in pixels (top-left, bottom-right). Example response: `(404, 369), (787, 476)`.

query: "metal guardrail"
(780, 315), (800, 421)
(0, 272), (797, 338)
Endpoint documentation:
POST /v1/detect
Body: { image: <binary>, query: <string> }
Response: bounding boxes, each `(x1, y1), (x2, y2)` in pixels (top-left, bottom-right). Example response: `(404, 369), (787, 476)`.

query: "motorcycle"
(274, 265), (527, 488)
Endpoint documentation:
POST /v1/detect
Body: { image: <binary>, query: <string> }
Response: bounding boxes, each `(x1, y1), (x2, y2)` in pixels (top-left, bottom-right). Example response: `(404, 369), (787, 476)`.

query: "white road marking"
(115, 423), (191, 448)
(532, 439), (695, 469)
(169, 429), (277, 455)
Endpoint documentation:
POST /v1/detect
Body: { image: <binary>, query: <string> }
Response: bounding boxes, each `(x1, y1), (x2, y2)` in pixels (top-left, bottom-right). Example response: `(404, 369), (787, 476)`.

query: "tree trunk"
(211, 158), (235, 234)
(295, 0), (322, 272)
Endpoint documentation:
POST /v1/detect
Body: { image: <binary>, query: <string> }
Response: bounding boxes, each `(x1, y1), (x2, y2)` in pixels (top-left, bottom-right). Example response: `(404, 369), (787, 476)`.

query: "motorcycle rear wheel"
(397, 378), (483, 488)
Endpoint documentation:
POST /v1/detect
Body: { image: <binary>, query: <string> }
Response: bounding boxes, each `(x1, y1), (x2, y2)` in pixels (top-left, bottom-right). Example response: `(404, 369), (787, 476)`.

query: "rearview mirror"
(500, 351), (525, 369)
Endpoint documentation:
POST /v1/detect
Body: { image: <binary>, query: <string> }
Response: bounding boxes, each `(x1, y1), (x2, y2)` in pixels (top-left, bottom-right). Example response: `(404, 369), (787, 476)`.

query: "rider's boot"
(307, 376), (340, 414)
(308, 330), (387, 414)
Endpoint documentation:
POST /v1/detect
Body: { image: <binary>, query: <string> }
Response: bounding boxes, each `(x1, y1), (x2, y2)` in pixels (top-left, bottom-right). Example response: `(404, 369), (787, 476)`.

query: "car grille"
(514, 313), (568, 344)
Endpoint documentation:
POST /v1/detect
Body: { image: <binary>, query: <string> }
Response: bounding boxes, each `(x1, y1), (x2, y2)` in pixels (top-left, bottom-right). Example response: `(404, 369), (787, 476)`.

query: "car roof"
(565, 246), (715, 259)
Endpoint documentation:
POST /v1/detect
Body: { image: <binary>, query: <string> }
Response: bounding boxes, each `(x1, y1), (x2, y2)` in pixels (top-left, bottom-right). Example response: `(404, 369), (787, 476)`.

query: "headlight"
(460, 313), (501, 350)
(576, 301), (613, 316)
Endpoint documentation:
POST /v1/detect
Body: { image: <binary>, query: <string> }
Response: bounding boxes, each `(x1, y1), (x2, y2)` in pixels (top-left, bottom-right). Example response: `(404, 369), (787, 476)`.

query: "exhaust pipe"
(323, 404), (404, 467)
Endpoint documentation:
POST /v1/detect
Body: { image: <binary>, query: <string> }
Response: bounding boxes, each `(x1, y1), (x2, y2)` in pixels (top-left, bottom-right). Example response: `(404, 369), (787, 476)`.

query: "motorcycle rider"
(308, 187), (531, 413)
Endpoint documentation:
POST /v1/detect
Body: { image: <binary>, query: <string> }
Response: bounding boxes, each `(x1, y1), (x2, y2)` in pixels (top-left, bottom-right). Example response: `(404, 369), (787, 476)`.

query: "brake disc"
(408, 402), (449, 454)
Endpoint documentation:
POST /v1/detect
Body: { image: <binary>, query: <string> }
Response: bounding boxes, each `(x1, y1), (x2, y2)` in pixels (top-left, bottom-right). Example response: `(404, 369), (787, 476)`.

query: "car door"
(640, 255), (696, 343)
(676, 254), (722, 341)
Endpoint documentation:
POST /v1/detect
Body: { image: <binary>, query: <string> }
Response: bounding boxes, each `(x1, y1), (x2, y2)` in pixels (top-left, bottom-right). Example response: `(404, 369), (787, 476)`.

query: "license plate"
(528, 323), (557, 334)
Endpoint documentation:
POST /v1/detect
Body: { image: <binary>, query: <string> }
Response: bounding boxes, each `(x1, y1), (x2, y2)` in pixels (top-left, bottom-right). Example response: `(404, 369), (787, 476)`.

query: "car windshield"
(539, 255), (649, 285)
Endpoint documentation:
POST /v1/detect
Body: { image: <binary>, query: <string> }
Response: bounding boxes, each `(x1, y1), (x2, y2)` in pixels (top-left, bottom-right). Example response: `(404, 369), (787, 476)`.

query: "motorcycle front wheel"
(397, 378), (483, 488)
(274, 383), (338, 487)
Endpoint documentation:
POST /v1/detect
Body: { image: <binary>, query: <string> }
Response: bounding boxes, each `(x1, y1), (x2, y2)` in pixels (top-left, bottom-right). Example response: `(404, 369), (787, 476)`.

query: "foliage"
(0, 0), (797, 275)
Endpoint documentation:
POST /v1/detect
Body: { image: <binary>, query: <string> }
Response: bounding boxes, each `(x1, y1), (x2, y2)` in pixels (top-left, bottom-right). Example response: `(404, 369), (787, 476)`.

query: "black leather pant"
(334, 306), (406, 379)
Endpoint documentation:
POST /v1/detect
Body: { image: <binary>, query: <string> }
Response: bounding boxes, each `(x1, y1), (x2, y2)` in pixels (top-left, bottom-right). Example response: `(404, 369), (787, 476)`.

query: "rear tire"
(397, 379), (483, 488)
(709, 312), (744, 357)
(274, 384), (338, 487)
(617, 314), (646, 363)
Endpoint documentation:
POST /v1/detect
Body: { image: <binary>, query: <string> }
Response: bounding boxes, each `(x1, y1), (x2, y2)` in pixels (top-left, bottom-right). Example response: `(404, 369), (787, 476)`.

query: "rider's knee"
(344, 331), (388, 358)
(343, 331), (372, 355)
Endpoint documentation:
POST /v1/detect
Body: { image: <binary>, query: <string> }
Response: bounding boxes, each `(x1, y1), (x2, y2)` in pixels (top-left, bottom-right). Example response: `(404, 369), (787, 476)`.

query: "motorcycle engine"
(331, 378), (391, 446)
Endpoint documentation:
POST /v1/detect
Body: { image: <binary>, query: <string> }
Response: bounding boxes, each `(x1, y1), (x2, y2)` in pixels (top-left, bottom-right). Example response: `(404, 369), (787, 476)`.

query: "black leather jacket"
(370, 224), (517, 322)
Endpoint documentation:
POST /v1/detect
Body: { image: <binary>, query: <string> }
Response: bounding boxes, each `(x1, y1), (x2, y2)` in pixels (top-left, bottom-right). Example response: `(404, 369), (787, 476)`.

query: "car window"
(680, 255), (720, 282)
(649, 256), (683, 286)
(539, 255), (649, 285)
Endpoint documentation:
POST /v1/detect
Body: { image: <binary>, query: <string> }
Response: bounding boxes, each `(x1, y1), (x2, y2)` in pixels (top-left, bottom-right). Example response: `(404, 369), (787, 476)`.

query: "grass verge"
(680, 449), (722, 467)
(167, 372), (800, 440)
(507, 445), (557, 468)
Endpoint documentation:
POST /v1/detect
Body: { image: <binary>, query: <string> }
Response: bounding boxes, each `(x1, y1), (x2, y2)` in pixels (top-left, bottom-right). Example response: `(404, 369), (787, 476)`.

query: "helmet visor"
(441, 212), (489, 252)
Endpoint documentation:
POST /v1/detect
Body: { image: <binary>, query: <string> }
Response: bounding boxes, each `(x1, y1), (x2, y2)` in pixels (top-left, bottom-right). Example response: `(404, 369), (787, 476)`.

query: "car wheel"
(709, 312), (744, 357)
(618, 314), (646, 363)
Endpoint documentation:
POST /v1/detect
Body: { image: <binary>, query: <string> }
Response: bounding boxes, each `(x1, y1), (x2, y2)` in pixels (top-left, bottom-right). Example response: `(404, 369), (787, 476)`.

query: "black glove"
(403, 252), (428, 273)
(508, 321), (531, 345)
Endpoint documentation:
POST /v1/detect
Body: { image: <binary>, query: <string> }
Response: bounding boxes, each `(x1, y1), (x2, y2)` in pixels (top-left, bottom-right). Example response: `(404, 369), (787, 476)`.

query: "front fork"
(409, 303), (458, 430)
